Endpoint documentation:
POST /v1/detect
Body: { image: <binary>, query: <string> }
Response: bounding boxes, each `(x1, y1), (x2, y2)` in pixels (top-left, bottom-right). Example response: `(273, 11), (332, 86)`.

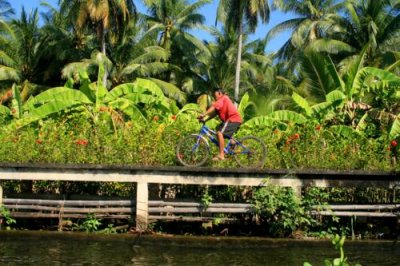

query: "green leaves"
(390, 116), (400, 139)
(244, 110), (307, 128)
(292, 92), (312, 116)
(11, 84), (22, 119)
(269, 110), (307, 124)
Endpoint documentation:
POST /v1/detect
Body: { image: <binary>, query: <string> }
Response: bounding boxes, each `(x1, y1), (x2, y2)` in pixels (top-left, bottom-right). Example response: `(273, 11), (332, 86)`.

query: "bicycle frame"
(196, 123), (246, 156)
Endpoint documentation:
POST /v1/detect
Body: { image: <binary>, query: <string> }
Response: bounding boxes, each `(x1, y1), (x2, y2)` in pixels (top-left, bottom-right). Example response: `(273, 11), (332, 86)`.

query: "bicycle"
(176, 121), (267, 168)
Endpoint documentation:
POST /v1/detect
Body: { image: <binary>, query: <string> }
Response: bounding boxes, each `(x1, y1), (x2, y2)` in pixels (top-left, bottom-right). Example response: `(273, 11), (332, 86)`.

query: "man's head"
(213, 88), (225, 100)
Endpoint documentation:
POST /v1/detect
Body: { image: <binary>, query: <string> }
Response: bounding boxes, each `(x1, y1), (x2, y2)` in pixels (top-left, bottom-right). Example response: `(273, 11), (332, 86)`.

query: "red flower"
(153, 116), (159, 121)
(75, 139), (88, 145)
(171, 115), (177, 120)
(391, 140), (398, 147)
(99, 106), (108, 112)
(293, 133), (300, 140)
(315, 125), (321, 131)
(35, 139), (43, 144)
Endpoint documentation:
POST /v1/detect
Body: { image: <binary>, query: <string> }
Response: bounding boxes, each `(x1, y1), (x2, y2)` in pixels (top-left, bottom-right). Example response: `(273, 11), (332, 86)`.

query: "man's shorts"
(216, 121), (241, 138)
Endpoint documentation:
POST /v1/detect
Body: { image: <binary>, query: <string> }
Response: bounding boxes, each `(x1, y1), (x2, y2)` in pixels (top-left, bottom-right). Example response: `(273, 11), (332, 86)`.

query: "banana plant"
(5, 60), (173, 129)
(390, 116), (400, 139)
(294, 49), (400, 135)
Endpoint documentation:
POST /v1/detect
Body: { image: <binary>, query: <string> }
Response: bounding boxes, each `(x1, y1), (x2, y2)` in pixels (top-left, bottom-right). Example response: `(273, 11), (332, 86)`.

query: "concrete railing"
(0, 163), (399, 230)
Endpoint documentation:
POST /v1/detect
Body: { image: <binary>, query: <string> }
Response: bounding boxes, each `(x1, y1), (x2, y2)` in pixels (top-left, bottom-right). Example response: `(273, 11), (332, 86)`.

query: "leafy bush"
(0, 111), (397, 171)
(251, 181), (313, 237)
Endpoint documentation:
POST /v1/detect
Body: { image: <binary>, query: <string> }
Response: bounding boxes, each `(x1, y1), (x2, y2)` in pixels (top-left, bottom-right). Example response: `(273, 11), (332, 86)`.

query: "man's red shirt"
(212, 95), (242, 123)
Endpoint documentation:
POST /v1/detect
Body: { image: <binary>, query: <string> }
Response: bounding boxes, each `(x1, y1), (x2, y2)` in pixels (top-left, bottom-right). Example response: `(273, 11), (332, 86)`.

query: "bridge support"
(136, 182), (149, 231)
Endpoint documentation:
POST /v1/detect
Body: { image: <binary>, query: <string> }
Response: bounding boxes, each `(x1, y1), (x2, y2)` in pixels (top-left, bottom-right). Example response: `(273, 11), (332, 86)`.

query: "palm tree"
(142, 0), (210, 88)
(217, 0), (270, 104)
(0, 0), (15, 83)
(61, 15), (187, 105)
(142, 0), (209, 50)
(38, 1), (94, 87)
(0, 8), (52, 104)
(325, 0), (400, 71)
(182, 26), (237, 96)
(59, 0), (137, 85)
(266, 0), (344, 67)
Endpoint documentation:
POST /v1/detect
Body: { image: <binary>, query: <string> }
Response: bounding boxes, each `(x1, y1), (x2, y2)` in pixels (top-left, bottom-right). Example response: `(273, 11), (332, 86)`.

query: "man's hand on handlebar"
(197, 114), (206, 122)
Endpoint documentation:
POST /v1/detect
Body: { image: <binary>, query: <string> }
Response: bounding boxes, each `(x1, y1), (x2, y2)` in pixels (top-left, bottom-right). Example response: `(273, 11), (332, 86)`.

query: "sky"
(10, 0), (294, 53)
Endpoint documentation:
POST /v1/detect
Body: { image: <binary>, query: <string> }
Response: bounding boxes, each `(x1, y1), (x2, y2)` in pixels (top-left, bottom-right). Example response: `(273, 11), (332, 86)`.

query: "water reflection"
(0, 231), (399, 265)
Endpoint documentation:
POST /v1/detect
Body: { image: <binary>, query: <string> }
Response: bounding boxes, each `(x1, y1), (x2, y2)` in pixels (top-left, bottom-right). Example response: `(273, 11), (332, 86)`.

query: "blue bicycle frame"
(195, 123), (245, 156)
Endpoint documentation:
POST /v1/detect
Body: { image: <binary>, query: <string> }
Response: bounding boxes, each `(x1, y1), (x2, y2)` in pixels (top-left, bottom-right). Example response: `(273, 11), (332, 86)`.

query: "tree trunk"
(234, 27), (243, 105)
(100, 24), (108, 87)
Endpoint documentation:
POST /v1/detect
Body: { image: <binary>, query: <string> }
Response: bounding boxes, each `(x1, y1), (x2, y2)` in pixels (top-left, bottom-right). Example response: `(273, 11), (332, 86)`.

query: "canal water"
(0, 231), (399, 265)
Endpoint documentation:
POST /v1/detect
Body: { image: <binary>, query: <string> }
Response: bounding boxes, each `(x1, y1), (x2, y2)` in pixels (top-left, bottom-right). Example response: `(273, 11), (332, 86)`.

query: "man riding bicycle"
(198, 88), (242, 161)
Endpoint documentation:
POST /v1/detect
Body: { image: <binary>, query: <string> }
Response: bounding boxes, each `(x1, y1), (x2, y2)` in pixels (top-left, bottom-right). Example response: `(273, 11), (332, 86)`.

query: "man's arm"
(199, 106), (217, 121)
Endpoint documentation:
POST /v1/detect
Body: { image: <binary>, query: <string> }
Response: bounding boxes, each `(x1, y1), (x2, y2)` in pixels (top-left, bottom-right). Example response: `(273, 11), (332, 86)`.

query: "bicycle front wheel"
(234, 136), (267, 168)
(176, 134), (210, 167)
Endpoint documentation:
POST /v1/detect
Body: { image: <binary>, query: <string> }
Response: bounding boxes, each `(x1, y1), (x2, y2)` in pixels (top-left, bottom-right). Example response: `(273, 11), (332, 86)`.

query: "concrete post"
(136, 182), (149, 231)
(292, 186), (302, 199)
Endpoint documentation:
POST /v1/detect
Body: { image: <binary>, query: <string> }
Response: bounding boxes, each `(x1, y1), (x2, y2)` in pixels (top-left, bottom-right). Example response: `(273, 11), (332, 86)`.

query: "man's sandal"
(212, 156), (225, 161)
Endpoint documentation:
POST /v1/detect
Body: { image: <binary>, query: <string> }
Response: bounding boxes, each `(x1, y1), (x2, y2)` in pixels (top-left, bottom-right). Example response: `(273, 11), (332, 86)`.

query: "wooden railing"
(2, 198), (399, 227)
(0, 163), (399, 230)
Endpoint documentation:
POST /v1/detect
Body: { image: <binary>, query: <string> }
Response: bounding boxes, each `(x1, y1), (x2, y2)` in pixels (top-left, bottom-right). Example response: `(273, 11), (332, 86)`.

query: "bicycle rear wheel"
(233, 136), (266, 168)
(176, 134), (210, 167)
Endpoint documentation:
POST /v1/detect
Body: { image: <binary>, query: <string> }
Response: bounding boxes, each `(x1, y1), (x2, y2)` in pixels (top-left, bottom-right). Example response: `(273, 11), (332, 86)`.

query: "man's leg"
(217, 131), (225, 159)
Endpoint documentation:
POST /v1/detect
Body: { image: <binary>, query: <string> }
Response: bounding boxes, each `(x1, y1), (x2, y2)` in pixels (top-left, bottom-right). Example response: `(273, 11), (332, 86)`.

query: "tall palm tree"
(59, 0), (137, 85)
(143, 0), (209, 50)
(0, 0), (14, 93)
(141, 0), (210, 102)
(0, 8), (51, 98)
(326, 0), (400, 71)
(182, 26), (239, 97)
(266, 0), (344, 67)
(217, 0), (270, 104)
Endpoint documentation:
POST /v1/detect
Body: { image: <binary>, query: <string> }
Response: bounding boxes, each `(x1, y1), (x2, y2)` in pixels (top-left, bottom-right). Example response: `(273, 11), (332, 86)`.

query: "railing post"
(292, 186), (302, 199)
(136, 182), (149, 231)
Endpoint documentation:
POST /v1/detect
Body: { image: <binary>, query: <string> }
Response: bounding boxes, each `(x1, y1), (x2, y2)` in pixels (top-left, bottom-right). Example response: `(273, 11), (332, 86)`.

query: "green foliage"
(304, 234), (362, 266)
(0, 110), (397, 171)
(251, 181), (312, 237)
(201, 187), (213, 210)
(99, 224), (118, 234)
(73, 214), (102, 233)
(0, 204), (16, 228)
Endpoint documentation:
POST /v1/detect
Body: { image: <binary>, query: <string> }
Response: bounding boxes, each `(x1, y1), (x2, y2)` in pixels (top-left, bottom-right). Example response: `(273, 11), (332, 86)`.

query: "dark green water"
(0, 231), (399, 265)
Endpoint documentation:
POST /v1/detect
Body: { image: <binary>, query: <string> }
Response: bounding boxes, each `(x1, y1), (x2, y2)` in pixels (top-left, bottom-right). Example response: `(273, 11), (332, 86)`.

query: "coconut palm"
(0, 8), (53, 105)
(266, 0), (345, 68)
(142, 0), (209, 50)
(217, 0), (270, 103)
(37, 2), (95, 87)
(59, 0), (137, 85)
(142, 0), (210, 90)
(61, 15), (187, 105)
(324, 0), (400, 71)
(0, 0), (15, 83)
(182, 26), (237, 96)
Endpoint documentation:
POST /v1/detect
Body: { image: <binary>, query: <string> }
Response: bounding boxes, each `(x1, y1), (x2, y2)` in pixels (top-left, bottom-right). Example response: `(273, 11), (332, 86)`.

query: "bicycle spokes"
(176, 135), (210, 167)
(233, 136), (266, 168)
